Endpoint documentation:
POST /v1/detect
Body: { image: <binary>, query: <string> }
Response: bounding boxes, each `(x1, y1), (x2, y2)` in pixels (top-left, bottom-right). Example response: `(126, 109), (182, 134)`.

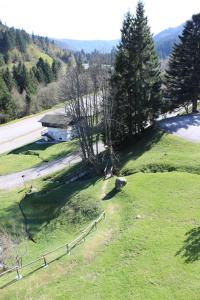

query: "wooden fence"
(0, 211), (105, 281)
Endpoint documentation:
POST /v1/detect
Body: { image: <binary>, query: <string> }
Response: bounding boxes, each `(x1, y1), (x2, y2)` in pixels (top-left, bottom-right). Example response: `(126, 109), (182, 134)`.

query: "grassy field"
(1, 130), (200, 299)
(120, 129), (200, 175)
(0, 140), (79, 175)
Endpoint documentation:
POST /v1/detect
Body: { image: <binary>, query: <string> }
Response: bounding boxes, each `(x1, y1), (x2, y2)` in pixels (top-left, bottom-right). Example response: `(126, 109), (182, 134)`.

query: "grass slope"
(121, 129), (200, 175)
(1, 130), (200, 299)
(6, 44), (53, 71)
(0, 140), (78, 175)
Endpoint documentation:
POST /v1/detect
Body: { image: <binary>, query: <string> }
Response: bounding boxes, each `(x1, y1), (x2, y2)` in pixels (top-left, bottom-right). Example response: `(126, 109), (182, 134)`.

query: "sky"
(0, 0), (199, 40)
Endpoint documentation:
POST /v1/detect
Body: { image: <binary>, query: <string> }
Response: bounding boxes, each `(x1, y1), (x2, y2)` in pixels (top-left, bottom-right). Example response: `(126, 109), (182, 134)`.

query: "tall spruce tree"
(111, 1), (162, 144)
(166, 14), (200, 113)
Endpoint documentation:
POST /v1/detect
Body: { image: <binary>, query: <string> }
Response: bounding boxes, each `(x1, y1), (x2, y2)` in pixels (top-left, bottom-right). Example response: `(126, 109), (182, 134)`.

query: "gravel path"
(158, 113), (200, 142)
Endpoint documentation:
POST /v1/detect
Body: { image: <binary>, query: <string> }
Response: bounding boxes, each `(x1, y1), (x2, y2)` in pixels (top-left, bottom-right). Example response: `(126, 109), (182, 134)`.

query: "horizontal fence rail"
(0, 211), (105, 281)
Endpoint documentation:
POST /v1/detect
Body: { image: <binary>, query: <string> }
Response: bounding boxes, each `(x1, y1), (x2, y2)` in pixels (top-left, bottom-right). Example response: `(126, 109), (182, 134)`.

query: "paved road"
(0, 152), (81, 190)
(158, 113), (200, 142)
(0, 107), (65, 154)
(0, 142), (105, 190)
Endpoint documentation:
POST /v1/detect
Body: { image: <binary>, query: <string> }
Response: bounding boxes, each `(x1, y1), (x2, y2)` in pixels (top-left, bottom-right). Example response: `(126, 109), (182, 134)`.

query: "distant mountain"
(55, 39), (119, 53)
(154, 24), (185, 59)
(55, 24), (185, 59)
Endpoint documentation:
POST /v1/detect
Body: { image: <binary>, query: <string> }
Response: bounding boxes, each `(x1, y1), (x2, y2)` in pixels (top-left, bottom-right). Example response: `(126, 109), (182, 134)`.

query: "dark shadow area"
(117, 127), (165, 172)
(9, 141), (52, 155)
(7, 140), (79, 166)
(103, 188), (118, 200)
(0, 160), (99, 240)
(176, 226), (200, 263)
(158, 113), (200, 134)
(19, 162), (100, 237)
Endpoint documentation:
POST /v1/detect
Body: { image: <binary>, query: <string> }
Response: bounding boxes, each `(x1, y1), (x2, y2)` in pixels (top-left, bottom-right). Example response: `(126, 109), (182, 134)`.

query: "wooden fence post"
(15, 267), (22, 280)
(66, 244), (70, 255)
(0, 212), (105, 282)
(43, 256), (48, 268)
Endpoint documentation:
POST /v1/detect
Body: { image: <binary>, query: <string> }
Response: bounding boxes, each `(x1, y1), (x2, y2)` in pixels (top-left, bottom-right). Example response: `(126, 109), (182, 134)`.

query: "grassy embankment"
(0, 140), (78, 175)
(1, 130), (200, 299)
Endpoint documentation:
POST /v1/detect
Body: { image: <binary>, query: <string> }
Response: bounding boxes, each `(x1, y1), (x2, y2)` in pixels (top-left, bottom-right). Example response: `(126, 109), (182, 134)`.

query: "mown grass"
(121, 129), (200, 175)
(0, 140), (79, 175)
(1, 129), (200, 299)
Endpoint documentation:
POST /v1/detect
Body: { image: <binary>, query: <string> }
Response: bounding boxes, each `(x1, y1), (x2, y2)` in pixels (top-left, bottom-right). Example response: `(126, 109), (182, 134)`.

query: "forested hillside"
(154, 24), (184, 59)
(0, 22), (75, 123)
(55, 24), (185, 62)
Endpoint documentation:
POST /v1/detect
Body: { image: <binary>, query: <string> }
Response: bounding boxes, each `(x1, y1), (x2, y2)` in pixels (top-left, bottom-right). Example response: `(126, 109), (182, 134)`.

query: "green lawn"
(0, 140), (79, 175)
(121, 129), (200, 175)
(1, 130), (200, 299)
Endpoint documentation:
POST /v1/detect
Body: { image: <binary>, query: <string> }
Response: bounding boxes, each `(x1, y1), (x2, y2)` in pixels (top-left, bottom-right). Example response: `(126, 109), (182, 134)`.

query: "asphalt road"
(0, 142), (105, 190)
(158, 113), (200, 142)
(1, 106), (199, 190)
(0, 151), (82, 190)
(0, 107), (65, 154)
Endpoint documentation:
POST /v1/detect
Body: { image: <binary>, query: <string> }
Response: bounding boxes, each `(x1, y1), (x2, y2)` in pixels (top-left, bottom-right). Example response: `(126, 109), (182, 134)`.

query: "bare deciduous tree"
(59, 58), (118, 175)
(0, 225), (28, 271)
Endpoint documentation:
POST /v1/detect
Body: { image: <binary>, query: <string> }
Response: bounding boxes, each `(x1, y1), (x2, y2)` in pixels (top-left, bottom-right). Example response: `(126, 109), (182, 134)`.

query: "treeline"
(165, 13), (200, 113)
(0, 21), (67, 123)
(0, 24), (30, 64)
(73, 48), (116, 66)
(110, 3), (162, 146)
(0, 57), (61, 121)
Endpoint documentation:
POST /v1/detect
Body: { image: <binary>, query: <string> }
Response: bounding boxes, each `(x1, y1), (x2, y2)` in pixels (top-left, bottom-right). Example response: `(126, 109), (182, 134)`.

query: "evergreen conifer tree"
(3, 67), (13, 91)
(111, 1), (162, 144)
(166, 13), (200, 113)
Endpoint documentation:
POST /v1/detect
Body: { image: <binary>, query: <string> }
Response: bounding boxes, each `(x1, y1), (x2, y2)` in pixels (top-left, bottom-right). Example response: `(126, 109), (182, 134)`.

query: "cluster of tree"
(110, 2), (162, 146)
(0, 57), (61, 120)
(61, 3), (161, 172)
(0, 24), (30, 64)
(73, 48), (116, 66)
(60, 62), (107, 173)
(165, 13), (200, 113)
(62, 3), (200, 174)
(31, 34), (51, 51)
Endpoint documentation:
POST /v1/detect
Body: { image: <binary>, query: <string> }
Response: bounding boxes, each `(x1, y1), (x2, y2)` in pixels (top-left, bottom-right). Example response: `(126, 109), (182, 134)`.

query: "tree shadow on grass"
(21, 179), (99, 237)
(176, 226), (200, 263)
(118, 127), (165, 172)
(0, 161), (99, 240)
(9, 141), (52, 154)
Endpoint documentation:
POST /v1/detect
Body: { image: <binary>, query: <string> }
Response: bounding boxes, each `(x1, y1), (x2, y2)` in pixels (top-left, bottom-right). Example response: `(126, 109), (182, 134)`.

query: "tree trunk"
(192, 99), (198, 113)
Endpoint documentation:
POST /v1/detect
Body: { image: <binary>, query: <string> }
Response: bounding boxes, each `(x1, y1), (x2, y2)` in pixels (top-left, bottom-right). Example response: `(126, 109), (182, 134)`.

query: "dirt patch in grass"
(83, 229), (113, 263)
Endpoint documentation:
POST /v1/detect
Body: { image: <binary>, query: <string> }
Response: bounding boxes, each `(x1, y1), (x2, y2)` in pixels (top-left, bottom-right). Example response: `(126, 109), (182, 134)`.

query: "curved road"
(158, 113), (200, 143)
(0, 141), (105, 190)
(1, 107), (198, 190)
(0, 152), (82, 190)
